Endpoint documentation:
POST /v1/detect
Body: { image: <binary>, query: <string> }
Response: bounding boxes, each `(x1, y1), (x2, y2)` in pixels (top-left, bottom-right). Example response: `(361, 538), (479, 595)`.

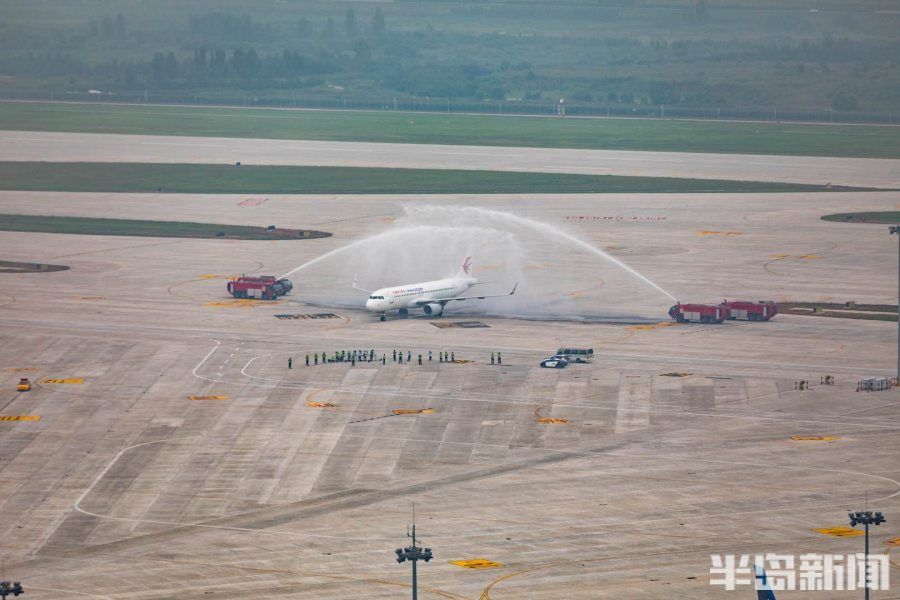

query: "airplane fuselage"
(366, 276), (475, 313)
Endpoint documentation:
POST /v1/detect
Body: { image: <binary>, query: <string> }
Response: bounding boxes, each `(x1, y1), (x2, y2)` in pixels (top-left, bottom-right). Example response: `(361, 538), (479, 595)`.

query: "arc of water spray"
(281, 206), (678, 303)
(405, 205), (679, 303)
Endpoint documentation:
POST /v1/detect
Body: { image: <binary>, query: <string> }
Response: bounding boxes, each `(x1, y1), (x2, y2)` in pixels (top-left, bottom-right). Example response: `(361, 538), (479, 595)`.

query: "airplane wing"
(352, 274), (373, 294)
(414, 283), (517, 306)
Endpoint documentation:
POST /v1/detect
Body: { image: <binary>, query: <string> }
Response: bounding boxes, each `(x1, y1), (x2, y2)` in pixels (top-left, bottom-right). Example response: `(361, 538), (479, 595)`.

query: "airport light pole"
(395, 523), (432, 600)
(848, 510), (886, 600)
(0, 581), (23, 599)
(892, 226), (900, 380)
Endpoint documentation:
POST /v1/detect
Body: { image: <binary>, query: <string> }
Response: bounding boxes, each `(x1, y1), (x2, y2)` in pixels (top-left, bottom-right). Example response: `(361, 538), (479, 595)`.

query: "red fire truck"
(721, 300), (778, 321)
(668, 303), (726, 324)
(226, 276), (293, 300)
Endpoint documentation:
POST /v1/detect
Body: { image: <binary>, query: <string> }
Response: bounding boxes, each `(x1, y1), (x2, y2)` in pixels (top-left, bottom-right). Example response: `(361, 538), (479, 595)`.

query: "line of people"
(289, 349), (465, 368)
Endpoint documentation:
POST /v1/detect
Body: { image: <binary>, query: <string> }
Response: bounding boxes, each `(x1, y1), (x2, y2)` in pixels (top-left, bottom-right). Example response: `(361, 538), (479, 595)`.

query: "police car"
(539, 355), (569, 369)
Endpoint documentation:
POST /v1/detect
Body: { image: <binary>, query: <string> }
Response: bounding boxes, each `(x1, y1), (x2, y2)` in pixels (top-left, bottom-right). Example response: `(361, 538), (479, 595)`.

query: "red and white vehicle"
(668, 303), (726, 324)
(227, 276), (293, 300)
(721, 300), (778, 321)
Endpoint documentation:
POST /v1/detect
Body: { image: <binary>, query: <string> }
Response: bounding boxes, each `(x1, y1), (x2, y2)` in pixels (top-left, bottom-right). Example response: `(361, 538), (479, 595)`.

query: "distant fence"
(0, 89), (896, 126)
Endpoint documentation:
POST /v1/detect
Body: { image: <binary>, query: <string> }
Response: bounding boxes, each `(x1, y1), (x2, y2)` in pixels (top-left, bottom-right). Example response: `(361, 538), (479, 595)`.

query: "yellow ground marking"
(695, 230), (742, 237)
(189, 395), (230, 401)
(198, 274), (222, 279)
(813, 526), (863, 538)
(524, 263), (551, 270)
(450, 559), (505, 569)
(392, 408), (437, 415)
(306, 402), (337, 408)
(627, 322), (678, 331)
(791, 435), (839, 442)
(451, 359), (475, 364)
(4, 367), (40, 373)
(886, 537), (900, 547)
(203, 299), (282, 308)
(0, 415), (41, 421)
(768, 253), (791, 259)
(798, 254), (822, 260)
(537, 417), (569, 424)
(42, 378), (84, 384)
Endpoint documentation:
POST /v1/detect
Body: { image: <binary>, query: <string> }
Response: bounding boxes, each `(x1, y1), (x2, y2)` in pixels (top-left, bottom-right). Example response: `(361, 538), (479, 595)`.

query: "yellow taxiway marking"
(537, 417), (569, 424)
(306, 402), (337, 408)
(791, 435), (839, 442)
(204, 299), (282, 308)
(885, 537), (900, 547)
(813, 526), (863, 538)
(798, 254), (822, 260)
(189, 395), (230, 400)
(768, 253), (791, 259)
(0, 415), (41, 421)
(392, 408), (437, 415)
(199, 274), (222, 279)
(627, 322), (678, 331)
(451, 559), (504, 569)
(42, 378), (84, 384)
(696, 230), (742, 237)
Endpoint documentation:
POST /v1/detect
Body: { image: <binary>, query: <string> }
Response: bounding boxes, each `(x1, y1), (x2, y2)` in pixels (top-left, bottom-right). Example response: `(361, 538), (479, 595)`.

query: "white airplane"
(354, 257), (517, 321)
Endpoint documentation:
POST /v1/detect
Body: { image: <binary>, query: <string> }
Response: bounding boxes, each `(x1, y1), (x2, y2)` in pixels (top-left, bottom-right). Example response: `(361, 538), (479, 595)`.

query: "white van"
(556, 348), (593, 363)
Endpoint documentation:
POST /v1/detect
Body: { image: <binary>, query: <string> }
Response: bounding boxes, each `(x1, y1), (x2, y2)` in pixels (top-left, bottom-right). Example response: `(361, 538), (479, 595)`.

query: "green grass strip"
(1, 102), (899, 158)
(0, 213), (329, 240)
(0, 162), (866, 194)
(821, 211), (900, 224)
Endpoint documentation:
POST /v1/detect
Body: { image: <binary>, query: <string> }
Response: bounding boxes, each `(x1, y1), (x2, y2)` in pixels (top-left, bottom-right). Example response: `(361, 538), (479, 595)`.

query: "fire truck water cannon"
(669, 300), (778, 324)
(226, 276), (293, 300)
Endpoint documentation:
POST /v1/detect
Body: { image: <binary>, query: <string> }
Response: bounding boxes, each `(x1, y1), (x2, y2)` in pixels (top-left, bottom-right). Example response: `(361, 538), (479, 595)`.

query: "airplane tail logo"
(461, 256), (472, 275)
(754, 565), (777, 600)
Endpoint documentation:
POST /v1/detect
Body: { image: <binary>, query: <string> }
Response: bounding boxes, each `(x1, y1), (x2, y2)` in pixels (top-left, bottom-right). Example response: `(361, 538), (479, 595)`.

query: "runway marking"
(189, 395), (230, 401)
(0, 415), (41, 421)
(660, 372), (692, 377)
(392, 408), (436, 415)
(695, 230), (742, 237)
(306, 402), (337, 408)
(451, 558), (504, 569)
(71, 424), (900, 543)
(204, 299), (281, 308)
(791, 435), (839, 442)
(537, 417), (569, 424)
(42, 378), (84, 384)
(812, 526), (863, 538)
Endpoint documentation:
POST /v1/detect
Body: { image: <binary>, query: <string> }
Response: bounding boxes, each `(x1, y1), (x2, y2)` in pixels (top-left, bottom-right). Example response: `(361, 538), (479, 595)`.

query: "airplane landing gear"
(399, 308), (409, 318)
(380, 313), (386, 322)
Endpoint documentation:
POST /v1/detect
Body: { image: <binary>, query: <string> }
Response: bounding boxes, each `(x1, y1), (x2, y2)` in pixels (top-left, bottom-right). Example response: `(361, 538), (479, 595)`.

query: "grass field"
(1, 102), (899, 159)
(821, 211), (900, 224)
(0, 214), (330, 239)
(0, 162), (868, 195)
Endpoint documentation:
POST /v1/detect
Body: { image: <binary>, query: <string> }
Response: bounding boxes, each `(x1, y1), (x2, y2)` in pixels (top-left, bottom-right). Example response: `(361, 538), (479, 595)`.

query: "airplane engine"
(423, 303), (444, 316)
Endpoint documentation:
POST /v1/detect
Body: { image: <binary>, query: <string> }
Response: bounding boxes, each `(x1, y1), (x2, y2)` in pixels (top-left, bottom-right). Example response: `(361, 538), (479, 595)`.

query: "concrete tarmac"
(2, 130), (900, 187)
(0, 186), (898, 599)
